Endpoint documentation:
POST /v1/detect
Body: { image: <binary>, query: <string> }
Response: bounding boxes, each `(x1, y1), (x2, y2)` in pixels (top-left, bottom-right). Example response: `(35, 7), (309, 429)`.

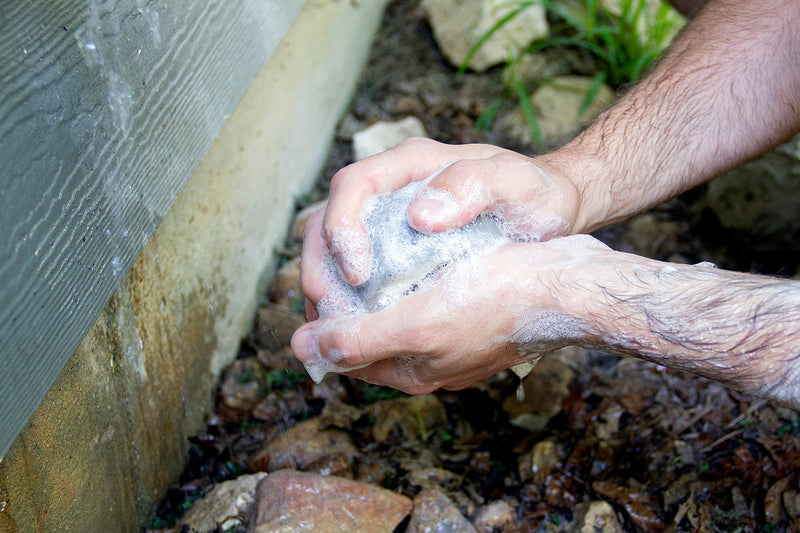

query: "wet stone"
(473, 499), (517, 533)
(367, 394), (448, 442)
(577, 501), (624, 533)
(180, 473), (266, 532)
(255, 304), (305, 352)
(502, 356), (575, 431)
(219, 357), (266, 412)
(250, 417), (358, 477)
(252, 469), (412, 533)
(269, 256), (303, 309)
(406, 488), (477, 533)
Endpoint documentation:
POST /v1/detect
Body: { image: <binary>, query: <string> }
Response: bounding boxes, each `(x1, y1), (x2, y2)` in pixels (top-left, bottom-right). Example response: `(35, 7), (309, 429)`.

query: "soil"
(145, 1), (800, 532)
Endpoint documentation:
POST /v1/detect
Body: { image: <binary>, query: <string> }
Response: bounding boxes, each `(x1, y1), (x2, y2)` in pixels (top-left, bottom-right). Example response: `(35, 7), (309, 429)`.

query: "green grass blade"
(578, 71), (607, 115)
(457, 2), (536, 76)
(513, 80), (543, 150)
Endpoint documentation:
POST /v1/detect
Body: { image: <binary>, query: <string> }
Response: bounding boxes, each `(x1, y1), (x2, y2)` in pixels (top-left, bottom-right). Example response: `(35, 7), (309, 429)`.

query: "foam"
(304, 173), (514, 381)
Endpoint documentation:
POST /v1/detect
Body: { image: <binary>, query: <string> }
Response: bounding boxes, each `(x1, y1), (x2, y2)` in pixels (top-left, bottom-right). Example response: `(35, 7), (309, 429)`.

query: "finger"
(345, 358), (441, 395)
(406, 157), (496, 233)
(291, 293), (444, 372)
(299, 210), (332, 305)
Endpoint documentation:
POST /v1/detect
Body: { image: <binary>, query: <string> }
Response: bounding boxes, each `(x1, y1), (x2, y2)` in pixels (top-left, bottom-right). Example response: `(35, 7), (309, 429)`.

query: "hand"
(321, 137), (583, 286)
(292, 232), (613, 394)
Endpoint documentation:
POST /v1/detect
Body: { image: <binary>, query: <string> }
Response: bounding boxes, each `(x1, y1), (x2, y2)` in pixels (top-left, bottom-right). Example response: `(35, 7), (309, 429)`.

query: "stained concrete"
(0, 0), (388, 531)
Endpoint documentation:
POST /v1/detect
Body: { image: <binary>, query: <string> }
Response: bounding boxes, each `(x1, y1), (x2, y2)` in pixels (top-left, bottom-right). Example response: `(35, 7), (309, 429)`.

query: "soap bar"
(355, 179), (510, 311)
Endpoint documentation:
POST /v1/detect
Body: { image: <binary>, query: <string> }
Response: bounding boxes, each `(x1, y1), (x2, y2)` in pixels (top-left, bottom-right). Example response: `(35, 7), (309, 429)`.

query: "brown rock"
(180, 473), (266, 532)
(291, 199), (327, 242)
(219, 357), (266, 412)
(473, 500), (517, 533)
(250, 417), (358, 477)
(503, 356), (575, 431)
(407, 489), (477, 533)
(255, 304), (305, 352)
(269, 256), (303, 308)
(577, 501), (624, 533)
(252, 470), (412, 533)
(367, 394), (447, 442)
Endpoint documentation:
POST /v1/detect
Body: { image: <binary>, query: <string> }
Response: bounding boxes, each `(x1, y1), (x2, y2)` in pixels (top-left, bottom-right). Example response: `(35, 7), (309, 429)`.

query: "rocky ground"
(145, 1), (800, 531)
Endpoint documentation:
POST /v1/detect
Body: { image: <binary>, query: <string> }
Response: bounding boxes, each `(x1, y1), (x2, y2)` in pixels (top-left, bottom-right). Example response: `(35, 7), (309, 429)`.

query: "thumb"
(406, 160), (492, 234)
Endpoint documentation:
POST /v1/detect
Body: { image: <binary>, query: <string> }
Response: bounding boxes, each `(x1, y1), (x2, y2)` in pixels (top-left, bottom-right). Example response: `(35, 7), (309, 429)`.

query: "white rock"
(180, 472), (267, 532)
(579, 500), (624, 533)
(423, 0), (548, 72)
(352, 117), (427, 161)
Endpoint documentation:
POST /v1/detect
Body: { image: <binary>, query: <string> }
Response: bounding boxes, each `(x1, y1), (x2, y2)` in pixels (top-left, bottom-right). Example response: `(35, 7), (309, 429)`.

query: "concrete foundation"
(0, 1), (388, 531)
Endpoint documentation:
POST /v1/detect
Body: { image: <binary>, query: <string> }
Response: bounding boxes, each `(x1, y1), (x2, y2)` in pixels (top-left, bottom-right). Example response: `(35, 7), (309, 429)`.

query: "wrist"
(535, 142), (616, 235)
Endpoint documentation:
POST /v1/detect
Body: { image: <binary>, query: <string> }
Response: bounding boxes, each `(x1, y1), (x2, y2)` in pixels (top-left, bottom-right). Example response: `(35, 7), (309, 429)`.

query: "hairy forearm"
(573, 258), (800, 407)
(547, 0), (800, 233)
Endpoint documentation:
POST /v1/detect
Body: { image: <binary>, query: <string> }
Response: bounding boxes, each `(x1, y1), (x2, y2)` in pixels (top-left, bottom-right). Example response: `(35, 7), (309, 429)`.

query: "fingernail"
(291, 328), (319, 362)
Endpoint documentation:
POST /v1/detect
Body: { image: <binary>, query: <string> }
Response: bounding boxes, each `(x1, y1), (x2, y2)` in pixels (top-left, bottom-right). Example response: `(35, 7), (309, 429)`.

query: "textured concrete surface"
(0, 0), (388, 531)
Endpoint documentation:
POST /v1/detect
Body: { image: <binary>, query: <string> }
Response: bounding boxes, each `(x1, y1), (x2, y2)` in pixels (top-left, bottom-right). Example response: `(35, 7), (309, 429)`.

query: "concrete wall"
(0, 1), (388, 531)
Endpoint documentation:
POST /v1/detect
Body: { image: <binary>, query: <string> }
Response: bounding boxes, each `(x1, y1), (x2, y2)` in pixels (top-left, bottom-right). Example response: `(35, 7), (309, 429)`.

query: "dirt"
(145, 1), (800, 531)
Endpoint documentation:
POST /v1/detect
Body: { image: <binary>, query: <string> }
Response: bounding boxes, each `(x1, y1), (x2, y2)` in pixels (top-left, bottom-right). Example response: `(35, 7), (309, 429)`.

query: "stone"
(352, 116), (428, 161)
(503, 356), (575, 431)
(367, 394), (448, 442)
(252, 470), (412, 533)
(473, 500), (517, 532)
(180, 473), (266, 532)
(577, 501), (624, 533)
(406, 488), (477, 533)
(250, 417), (358, 477)
(529, 440), (561, 485)
(219, 357), (267, 412)
(254, 304), (306, 352)
(269, 256), (303, 309)
(422, 0), (548, 72)
(702, 146), (800, 238)
(501, 75), (614, 146)
(785, 490), (800, 519)
(291, 199), (328, 242)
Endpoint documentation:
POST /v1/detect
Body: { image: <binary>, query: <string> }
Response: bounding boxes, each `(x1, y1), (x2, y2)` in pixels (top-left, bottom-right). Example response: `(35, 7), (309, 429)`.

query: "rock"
(269, 256), (303, 309)
(624, 212), (685, 259)
(406, 467), (461, 492)
(352, 116), (428, 161)
(577, 501), (624, 533)
(180, 473), (266, 532)
(406, 488), (477, 533)
(529, 440), (561, 485)
(785, 490), (800, 519)
(250, 417), (358, 477)
(291, 199), (327, 243)
(702, 147), (800, 238)
(255, 304), (305, 352)
(503, 356), (575, 431)
(367, 394), (448, 442)
(252, 390), (307, 423)
(500, 75), (614, 146)
(219, 357), (266, 412)
(473, 500), (517, 532)
(252, 470), (412, 533)
(765, 477), (791, 523)
(422, 0), (548, 72)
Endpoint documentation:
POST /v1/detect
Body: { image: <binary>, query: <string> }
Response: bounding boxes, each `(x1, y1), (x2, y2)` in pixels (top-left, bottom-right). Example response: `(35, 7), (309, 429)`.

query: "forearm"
(570, 258), (800, 406)
(546, 0), (800, 233)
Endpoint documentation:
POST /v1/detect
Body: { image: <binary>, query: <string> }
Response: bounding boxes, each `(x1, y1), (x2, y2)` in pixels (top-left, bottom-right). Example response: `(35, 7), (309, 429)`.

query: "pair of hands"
(290, 137), (617, 393)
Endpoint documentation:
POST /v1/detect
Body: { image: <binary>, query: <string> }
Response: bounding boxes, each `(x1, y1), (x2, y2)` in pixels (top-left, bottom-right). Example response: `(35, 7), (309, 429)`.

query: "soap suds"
(305, 173), (514, 382)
